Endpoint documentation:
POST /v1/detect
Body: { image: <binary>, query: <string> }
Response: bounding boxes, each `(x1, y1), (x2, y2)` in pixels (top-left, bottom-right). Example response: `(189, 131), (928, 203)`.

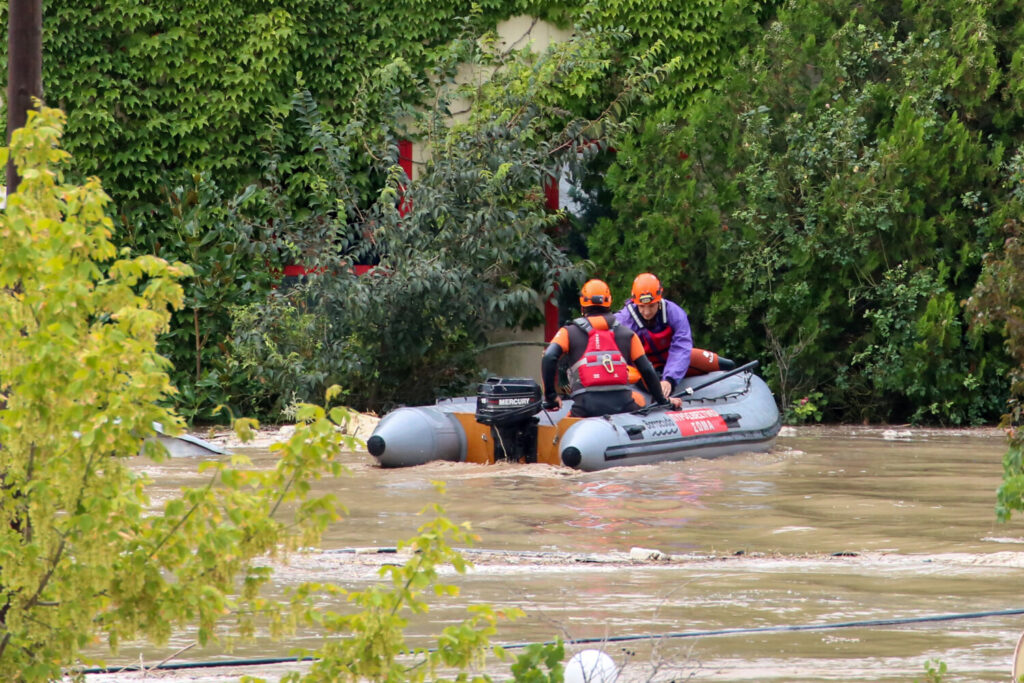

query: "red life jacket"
(568, 317), (630, 396)
(627, 303), (673, 370)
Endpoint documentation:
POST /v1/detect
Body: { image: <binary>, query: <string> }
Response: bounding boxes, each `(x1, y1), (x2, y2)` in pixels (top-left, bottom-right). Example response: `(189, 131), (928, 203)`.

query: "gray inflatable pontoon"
(367, 361), (781, 472)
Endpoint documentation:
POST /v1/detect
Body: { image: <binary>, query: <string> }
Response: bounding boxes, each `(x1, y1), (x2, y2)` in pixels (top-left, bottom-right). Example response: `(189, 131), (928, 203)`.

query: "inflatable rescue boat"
(367, 351), (781, 471)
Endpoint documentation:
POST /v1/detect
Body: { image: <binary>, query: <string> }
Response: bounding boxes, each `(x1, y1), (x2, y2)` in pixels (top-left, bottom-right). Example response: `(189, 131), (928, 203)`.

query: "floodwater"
(87, 425), (1024, 682)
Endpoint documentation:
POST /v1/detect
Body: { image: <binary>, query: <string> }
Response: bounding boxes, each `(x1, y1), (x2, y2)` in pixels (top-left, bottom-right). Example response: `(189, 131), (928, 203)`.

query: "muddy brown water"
(84, 426), (1024, 682)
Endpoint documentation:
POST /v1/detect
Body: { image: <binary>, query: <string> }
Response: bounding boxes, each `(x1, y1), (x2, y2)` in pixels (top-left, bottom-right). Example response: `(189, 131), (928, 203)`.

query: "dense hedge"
(586, 0), (1021, 424)
(2, 0), (763, 209)
(210, 31), (678, 415)
(26, 0), (542, 206)
(12, 0), (1015, 425)
(2, 0), (771, 418)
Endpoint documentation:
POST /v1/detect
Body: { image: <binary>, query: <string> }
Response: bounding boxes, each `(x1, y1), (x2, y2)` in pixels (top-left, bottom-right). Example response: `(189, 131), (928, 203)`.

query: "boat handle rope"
(675, 359), (760, 398)
(73, 606), (1024, 675)
(634, 360), (761, 416)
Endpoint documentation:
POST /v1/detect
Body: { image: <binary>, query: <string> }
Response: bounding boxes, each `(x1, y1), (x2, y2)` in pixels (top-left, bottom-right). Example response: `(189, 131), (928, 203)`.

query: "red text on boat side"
(669, 408), (728, 436)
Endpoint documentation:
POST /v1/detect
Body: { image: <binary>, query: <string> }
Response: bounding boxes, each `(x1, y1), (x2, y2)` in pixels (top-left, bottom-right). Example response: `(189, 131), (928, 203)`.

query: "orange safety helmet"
(631, 272), (663, 305)
(579, 279), (612, 308)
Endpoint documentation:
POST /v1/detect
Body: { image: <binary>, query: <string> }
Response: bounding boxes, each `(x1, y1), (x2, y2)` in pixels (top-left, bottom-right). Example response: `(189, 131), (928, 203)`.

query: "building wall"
(408, 16), (571, 382)
(476, 326), (547, 384)
(407, 16), (573, 181)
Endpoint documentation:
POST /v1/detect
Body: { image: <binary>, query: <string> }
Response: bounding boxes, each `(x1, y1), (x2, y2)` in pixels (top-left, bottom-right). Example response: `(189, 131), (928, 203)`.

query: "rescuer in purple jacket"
(614, 272), (693, 398)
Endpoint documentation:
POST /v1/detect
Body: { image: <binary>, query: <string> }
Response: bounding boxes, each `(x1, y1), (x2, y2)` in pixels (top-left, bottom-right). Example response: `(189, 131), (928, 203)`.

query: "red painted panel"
(543, 174), (559, 211)
(398, 139), (413, 217)
(398, 139), (413, 178)
(669, 408), (728, 435)
(283, 264), (325, 277)
(544, 298), (559, 342)
(543, 174), (560, 339)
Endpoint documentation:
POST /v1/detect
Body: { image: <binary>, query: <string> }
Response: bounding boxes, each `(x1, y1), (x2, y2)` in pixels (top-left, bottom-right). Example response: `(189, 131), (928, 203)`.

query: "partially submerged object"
(367, 359), (780, 471)
(150, 422), (227, 457)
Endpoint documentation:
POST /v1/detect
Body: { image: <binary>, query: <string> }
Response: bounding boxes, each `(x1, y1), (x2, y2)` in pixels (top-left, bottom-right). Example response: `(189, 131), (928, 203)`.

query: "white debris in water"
(203, 412), (381, 451)
(982, 536), (1024, 545)
(881, 429), (914, 440)
(629, 547), (670, 561)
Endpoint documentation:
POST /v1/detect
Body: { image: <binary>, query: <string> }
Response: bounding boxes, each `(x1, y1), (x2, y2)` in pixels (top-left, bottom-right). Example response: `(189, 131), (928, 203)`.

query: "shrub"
(587, 0), (1018, 423)
(0, 105), (562, 682)
(220, 29), (675, 415)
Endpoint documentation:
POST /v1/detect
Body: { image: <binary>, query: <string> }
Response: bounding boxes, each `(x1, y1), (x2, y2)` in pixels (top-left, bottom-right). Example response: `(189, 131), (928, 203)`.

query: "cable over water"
(75, 607), (1024, 675)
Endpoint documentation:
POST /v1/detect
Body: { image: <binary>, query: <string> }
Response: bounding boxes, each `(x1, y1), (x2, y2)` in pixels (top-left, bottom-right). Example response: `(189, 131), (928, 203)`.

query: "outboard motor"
(475, 377), (542, 463)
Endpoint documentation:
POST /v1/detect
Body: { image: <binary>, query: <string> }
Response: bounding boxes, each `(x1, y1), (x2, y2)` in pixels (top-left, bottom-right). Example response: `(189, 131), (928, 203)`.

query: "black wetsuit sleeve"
(541, 342), (563, 400)
(636, 355), (669, 404)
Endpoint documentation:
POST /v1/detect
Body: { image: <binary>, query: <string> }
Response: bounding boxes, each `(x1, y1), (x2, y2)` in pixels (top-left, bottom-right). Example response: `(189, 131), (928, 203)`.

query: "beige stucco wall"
(494, 15), (574, 52)
(474, 18), (570, 380)
(476, 323), (548, 385)
(407, 16), (570, 381)
(408, 16), (573, 180)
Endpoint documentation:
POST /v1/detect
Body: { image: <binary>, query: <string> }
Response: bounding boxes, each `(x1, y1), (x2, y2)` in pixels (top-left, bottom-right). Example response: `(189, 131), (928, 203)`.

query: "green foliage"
(0, 106), (189, 678)
(39, 2), (300, 205)
(787, 391), (824, 424)
(4, 1), (576, 210)
(578, 0), (773, 109)
(966, 167), (1024, 519)
(0, 0), (767, 212)
(588, 0), (1017, 424)
(220, 28), (677, 415)
(223, 294), (348, 420)
(20, 0), (1020, 427)
(0, 110), (561, 680)
(509, 641), (566, 683)
(121, 174), (281, 421)
(0, 107), (351, 679)
(917, 658), (948, 683)
(281, 489), (545, 683)
(2, 0), (778, 418)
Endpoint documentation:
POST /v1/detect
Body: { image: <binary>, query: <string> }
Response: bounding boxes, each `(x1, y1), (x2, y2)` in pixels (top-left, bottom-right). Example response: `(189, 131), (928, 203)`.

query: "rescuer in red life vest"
(541, 279), (682, 418)
(615, 272), (694, 399)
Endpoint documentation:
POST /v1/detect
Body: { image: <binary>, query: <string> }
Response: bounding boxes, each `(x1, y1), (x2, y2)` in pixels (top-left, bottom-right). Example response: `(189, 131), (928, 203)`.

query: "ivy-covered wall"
(1, 0), (775, 419)
(2, 0), (765, 209)
(13, 1), (543, 206)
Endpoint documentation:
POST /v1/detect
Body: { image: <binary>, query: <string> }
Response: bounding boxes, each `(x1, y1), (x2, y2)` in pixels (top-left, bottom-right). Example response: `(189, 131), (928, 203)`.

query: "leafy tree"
(577, 0), (775, 111)
(220, 29), (677, 416)
(0, 104), (303, 679)
(966, 149), (1024, 521)
(587, 0), (1018, 424)
(0, 108), (562, 682)
(3, 0), (783, 421)
(122, 174), (282, 421)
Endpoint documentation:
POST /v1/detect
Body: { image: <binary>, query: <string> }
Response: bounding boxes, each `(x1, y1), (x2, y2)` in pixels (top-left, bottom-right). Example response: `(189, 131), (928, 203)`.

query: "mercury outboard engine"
(475, 377), (542, 463)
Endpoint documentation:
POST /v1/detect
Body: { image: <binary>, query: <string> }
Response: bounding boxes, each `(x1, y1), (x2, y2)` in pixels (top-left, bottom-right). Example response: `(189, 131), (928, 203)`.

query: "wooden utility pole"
(6, 0), (43, 193)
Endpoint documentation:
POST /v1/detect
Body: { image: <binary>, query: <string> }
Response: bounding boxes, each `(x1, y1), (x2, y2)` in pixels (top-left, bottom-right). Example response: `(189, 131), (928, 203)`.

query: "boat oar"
(674, 360), (760, 398)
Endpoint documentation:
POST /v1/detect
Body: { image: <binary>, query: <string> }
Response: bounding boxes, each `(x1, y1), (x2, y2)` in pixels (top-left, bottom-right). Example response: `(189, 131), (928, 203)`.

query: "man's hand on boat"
(657, 380), (683, 409)
(660, 380), (673, 399)
(665, 396), (683, 410)
(543, 395), (562, 411)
